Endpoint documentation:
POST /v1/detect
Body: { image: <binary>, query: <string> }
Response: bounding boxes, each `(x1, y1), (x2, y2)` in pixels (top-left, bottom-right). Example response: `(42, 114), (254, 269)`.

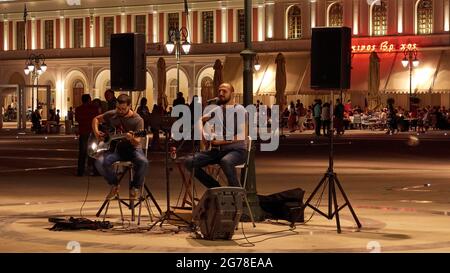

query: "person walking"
(137, 97), (151, 130)
(297, 102), (307, 132)
(75, 94), (100, 176)
(287, 101), (297, 132)
(313, 99), (322, 136)
(334, 99), (345, 135)
(67, 107), (74, 126)
(321, 102), (331, 136)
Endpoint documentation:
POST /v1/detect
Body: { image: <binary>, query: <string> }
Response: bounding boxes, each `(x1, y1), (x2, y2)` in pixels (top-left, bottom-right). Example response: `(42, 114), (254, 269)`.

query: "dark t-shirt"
(75, 103), (99, 135)
(103, 110), (144, 133)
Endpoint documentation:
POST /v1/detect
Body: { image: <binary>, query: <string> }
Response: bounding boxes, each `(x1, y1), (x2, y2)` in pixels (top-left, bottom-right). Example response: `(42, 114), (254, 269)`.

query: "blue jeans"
(184, 147), (246, 188)
(95, 148), (149, 189)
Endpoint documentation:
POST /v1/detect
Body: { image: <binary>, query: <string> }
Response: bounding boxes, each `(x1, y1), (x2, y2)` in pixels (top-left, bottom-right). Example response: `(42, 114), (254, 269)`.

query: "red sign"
(352, 41), (418, 53)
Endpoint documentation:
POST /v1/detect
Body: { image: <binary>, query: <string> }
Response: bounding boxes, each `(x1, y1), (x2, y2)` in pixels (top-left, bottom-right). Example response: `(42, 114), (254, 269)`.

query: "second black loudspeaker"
(310, 27), (351, 90)
(110, 33), (146, 91)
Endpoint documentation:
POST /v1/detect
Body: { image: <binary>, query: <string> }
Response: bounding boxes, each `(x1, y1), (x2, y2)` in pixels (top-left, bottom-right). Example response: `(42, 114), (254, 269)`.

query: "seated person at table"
(92, 94), (149, 200)
(184, 83), (247, 188)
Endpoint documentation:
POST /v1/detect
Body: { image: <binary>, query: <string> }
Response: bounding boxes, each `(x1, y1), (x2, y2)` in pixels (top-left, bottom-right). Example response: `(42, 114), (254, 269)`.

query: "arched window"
(287, 5), (302, 39)
(371, 1), (388, 36)
(417, 0), (433, 34)
(74, 80), (84, 89)
(328, 2), (343, 27)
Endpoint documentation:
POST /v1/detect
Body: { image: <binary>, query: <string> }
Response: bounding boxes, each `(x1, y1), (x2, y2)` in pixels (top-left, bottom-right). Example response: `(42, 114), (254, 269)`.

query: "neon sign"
(352, 41), (418, 53)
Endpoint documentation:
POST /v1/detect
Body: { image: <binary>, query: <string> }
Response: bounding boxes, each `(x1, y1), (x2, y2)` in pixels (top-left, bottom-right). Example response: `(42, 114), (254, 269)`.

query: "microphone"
(207, 97), (220, 105)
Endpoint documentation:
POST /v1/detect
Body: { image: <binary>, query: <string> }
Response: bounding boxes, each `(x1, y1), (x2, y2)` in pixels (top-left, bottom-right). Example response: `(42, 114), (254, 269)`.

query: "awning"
(284, 52), (309, 95)
(432, 50), (450, 93)
(223, 48), (450, 96)
(223, 55), (243, 94)
(254, 54), (276, 95)
(223, 52), (310, 96)
(384, 50), (443, 94)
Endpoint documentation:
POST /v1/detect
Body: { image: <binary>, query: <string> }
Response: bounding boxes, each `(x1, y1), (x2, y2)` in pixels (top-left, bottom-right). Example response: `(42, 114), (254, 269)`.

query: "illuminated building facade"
(0, 0), (449, 120)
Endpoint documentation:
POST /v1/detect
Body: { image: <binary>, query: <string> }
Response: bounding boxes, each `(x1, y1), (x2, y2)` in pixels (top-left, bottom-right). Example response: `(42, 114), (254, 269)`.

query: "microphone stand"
(149, 127), (191, 230)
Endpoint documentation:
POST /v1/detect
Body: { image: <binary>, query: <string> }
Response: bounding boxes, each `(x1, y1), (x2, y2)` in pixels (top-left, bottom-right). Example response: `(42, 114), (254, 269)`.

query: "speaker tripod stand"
(295, 90), (362, 233)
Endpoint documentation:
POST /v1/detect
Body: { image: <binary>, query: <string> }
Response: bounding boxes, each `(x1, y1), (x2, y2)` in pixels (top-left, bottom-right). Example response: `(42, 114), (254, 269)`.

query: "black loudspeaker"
(110, 33), (146, 91)
(311, 27), (351, 90)
(192, 187), (245, 240)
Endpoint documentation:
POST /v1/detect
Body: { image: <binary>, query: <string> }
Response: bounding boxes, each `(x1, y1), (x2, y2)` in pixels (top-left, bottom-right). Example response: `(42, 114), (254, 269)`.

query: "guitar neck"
(108, 130), (146, 142)
(109, 134), (128, 141)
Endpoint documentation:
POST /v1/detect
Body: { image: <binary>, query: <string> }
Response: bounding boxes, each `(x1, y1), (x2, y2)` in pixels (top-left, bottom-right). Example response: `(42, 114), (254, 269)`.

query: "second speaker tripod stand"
(293, 90), (362, 233)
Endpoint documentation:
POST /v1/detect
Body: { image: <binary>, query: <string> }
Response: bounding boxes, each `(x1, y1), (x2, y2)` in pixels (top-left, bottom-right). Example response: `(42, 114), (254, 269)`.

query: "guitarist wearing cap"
(92, 93), (149, 200)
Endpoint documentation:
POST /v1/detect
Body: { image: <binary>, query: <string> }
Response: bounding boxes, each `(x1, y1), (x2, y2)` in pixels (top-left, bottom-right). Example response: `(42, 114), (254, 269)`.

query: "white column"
(213, 10), (217, 43)
(197, 12), (202, 43)
(60, 17), (65, 49)
(12, 22), (15, 50)
(221, 9), (228, 43)
(164, 13), (168, 43)
(258, 5), (265, 41)
(398, 0), (403, 33)
(188, 11), (193, 43)
(310, 1), (316, 28)
(266, 3), (274, 39)
(31, 18), (36, 49)
(353, 0), (359, 35)
(90, 17), (94, 47)
(121, 14), (126, 33)
(4, 20), (8, 51)
(445, 0), (450, 31)
(82, 18), (86, 48)
(222, 9), (227, 43)
(233, 9), (237, 42)
(153, 12), (158, 43)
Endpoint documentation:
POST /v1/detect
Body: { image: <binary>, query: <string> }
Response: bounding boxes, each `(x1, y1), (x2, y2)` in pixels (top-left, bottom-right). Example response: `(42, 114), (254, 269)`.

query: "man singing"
(92, 94), (149, 200)
(184, 83), (247, 188)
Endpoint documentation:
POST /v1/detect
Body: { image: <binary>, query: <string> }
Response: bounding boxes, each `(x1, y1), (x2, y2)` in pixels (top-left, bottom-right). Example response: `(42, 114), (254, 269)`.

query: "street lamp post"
(165, 27), (191, 97)
(24, 54), (47, 112)
(401, 47), (419, 113)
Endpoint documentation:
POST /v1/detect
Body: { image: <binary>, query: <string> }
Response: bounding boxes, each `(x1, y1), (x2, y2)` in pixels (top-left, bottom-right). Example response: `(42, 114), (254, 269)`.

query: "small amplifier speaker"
(310, 27), (351, 90)
(192, 187), (245, 240)
(110, 33), (146, 91)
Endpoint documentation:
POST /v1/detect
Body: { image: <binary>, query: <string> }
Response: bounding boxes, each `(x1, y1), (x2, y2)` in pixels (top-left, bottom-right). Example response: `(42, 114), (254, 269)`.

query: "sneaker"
(106, 185), (120, 200)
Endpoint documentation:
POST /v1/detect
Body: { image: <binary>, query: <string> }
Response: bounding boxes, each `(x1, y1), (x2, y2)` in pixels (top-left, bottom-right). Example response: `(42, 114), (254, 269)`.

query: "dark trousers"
(184, 148), (246, 188)
(314, 117), (322, 136)
(322, 120), (331, 135)
(95, 149), (149, 189)
(77, 134), (95, 175)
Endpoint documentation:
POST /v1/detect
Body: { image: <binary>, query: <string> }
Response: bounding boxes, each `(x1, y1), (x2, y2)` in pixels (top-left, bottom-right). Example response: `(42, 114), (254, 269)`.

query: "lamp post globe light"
(401, 47), (419, 113)
(24, 53), (47, 111)
(165, 27), (190, 95)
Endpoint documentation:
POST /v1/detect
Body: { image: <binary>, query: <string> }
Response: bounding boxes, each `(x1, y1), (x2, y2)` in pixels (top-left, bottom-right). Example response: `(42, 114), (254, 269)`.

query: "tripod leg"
(145, 184), (162, 215)
(328, 174), (333, 219)
(302, 174), (328, 210)
(138, 196), (143, 226)
(334, 175), (362, 229)
(330, 176), (341, 233)
(117, 196), (125, 224)
(103, 201), (110, 222)
(96, 199), (109, 217)
(144, 197), (153, 222)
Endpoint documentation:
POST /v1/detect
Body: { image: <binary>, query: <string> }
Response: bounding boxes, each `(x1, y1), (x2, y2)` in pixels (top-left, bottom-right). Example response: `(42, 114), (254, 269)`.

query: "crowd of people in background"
(283, 98), (348, 136)
(281, 97), (450, 136)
